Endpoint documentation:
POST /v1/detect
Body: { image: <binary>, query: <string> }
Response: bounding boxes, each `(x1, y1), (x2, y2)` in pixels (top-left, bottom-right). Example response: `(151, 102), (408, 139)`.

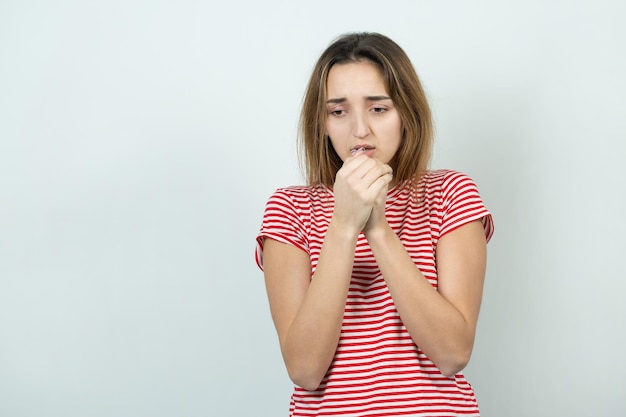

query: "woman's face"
(325, 61), (402, 165)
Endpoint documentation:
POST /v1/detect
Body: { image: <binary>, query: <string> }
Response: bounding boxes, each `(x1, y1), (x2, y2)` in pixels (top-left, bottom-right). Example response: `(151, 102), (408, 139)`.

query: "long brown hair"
(299, 32), (433, 187)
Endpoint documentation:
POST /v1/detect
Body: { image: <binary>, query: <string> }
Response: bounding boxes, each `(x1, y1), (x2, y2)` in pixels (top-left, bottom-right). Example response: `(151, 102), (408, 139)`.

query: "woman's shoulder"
(420, 169), (476, 190)
(266, 184), (331, 205)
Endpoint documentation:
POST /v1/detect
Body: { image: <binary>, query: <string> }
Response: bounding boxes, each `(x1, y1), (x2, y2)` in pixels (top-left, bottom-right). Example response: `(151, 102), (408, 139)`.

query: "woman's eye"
(372, 106), (387, 114)
(330, 109), (345, 116)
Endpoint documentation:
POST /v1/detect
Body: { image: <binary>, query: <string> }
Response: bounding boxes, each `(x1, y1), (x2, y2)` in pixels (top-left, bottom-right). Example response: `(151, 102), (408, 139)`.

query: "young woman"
(255, 32), (494, 416)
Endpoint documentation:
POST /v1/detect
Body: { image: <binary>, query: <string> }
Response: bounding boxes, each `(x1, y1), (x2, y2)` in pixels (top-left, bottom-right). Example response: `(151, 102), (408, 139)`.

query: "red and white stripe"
(256, 169), (494, 416)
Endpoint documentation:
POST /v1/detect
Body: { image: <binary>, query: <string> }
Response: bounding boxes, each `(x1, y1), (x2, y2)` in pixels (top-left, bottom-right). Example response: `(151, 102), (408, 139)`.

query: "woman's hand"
(332, 151), (393, 235)
(362, 177), (391, 235)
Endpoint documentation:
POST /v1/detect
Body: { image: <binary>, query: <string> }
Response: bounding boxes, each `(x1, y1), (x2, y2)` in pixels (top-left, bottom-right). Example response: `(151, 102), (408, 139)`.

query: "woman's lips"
(351, 146), (375, 156)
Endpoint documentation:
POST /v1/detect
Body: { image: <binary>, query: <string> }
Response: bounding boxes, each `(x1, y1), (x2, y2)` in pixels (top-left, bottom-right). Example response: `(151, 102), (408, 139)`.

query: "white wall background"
(1, 1), (624, 416)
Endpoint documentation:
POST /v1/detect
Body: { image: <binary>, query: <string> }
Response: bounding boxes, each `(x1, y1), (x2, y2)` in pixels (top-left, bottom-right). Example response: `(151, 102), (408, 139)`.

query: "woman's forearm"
(280, 223), (358, 390)
(365, 223), (485, 377)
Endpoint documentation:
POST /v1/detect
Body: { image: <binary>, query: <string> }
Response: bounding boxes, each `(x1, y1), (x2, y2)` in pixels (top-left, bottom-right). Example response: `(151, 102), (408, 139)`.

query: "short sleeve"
(255, 189), (309, 271)
(440, 171), (494, 242)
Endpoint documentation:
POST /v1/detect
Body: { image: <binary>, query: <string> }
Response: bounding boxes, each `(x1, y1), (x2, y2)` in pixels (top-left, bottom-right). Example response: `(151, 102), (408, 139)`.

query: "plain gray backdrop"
(1, 1), (625, 416)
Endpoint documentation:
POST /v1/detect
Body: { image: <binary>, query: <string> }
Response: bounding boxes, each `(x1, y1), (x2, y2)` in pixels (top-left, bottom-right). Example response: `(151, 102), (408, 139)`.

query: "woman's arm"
(262, 225), (357, 391)
(365, 219), (487, 377)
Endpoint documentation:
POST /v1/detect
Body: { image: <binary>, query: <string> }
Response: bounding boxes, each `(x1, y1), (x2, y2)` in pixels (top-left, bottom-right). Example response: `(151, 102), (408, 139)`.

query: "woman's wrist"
(327, 218), (362, 242)
(363, 221), (394, 245)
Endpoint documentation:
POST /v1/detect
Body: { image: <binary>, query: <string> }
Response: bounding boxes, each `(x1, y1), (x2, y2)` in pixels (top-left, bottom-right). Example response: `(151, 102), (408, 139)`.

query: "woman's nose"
(352, 112), (371, 139)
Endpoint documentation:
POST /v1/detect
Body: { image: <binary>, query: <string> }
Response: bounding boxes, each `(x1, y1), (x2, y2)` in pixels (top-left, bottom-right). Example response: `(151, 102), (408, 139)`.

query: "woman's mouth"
(351, 146), (375, 156)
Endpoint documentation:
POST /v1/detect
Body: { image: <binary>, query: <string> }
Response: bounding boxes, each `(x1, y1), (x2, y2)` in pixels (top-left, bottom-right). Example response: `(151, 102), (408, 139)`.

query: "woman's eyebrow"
(326, 95), (391, 104)
(366, 95), (391, 101)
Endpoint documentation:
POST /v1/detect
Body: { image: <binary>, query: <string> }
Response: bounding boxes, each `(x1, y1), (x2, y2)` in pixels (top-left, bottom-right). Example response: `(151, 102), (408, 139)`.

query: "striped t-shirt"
(256, 169), (494, 416)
